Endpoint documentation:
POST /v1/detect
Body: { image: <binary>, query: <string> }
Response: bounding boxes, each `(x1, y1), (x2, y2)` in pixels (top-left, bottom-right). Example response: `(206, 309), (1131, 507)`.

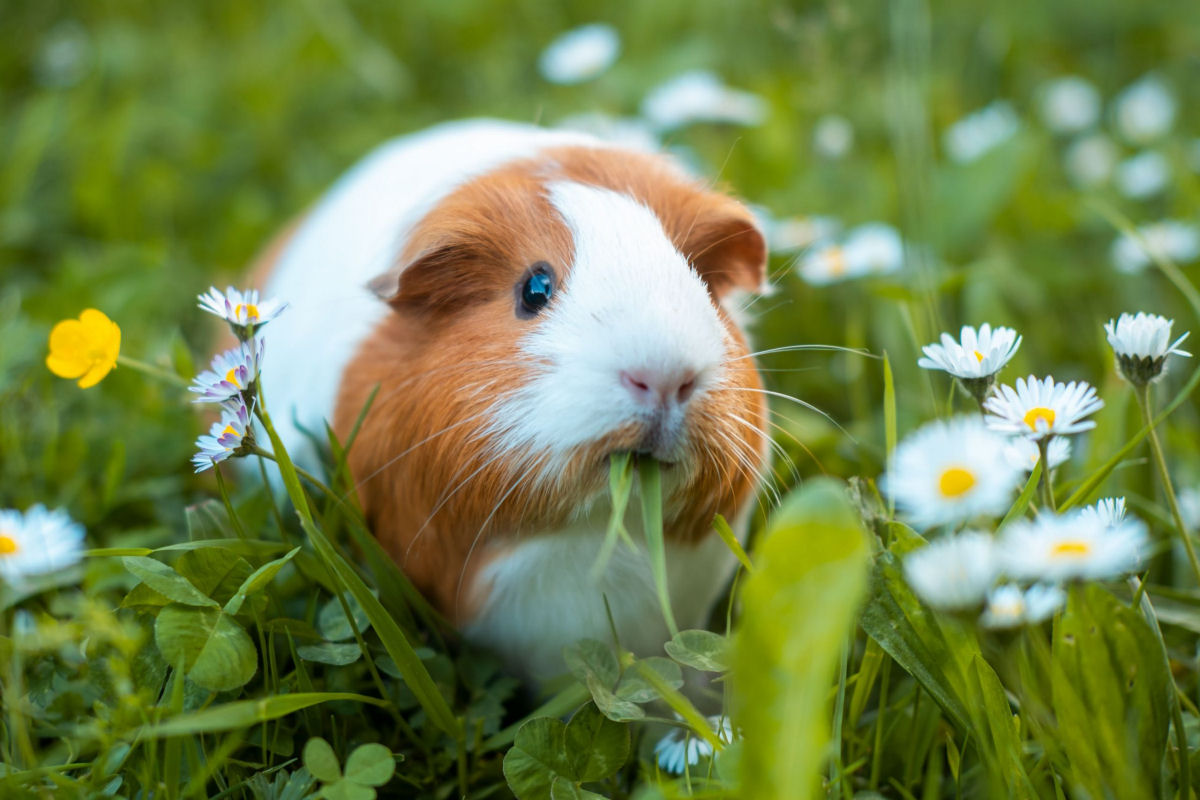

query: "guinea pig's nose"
(620, 368), (698, 409)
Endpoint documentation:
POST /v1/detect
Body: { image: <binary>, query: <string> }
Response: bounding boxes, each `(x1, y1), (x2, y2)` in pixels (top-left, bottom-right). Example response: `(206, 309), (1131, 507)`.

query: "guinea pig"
(253, 119), (769, 683)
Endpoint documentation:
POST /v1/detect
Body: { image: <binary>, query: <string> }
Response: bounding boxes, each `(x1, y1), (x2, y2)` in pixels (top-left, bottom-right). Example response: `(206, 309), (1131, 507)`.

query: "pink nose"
(620, 368), (698, 409)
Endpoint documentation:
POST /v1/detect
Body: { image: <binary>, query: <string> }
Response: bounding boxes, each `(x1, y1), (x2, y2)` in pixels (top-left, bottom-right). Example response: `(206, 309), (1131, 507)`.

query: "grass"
(5, 0), (1200, 797)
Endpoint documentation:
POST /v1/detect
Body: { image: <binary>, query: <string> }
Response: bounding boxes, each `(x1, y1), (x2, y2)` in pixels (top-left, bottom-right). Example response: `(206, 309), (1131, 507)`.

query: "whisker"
(729, 344), (877, 361)
(722, 386), (856, 443)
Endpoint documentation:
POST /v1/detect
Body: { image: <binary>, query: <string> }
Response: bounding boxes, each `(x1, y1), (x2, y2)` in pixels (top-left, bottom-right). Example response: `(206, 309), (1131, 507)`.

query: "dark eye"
(516, 262), (555, 318)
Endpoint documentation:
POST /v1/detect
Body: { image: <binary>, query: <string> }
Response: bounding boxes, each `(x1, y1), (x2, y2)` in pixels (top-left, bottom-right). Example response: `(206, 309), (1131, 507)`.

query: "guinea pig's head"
(364, 146), (768, 541)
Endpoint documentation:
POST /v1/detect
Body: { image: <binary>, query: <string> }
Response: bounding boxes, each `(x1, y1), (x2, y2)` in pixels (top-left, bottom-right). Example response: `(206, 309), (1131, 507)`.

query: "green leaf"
(586, 674), (644, 722)
(154, 604), (257, 692)
(318, 591), (374, 641)
(184, 499), (229, 540)
(120, 581), (172, 612)
(664, 629), (729, 672)
(614, 657), (682, 703)
(503, 717), (571, 800)
(549, 782), (605, 800)
(563, 703), (629, 783)
(122, 557), (217, 608)
(303, 737), (342, 783)
(563, 639), (619, 687)
(144, 693), (387, 738)
(296, 642), (363, 666)
(323, 783), (375, 800)
(343, 743), (395, 787)
(224, 546), (300, 615)
(176, 547), (253, 607)
(1050, 584), (1167, 799)
(732, 478), (869, 800)
(638, 459), (678, 635)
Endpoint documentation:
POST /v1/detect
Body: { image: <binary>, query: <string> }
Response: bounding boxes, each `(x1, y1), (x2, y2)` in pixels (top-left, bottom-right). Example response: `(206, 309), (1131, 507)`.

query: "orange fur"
(256, 149), (770, 625)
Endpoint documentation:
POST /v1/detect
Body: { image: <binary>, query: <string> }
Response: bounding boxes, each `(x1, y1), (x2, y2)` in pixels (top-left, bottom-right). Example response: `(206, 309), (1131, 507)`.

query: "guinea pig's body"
(257, 120), (768, 682)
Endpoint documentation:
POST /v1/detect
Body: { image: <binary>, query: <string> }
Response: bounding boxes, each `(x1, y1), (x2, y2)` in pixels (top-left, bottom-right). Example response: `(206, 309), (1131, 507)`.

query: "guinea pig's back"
(257, 120), (598, 466)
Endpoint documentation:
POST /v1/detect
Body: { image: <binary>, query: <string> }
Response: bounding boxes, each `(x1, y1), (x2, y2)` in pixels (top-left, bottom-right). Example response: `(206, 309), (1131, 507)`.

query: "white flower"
(641, 71), (767, 131)
(0, 505), (85, 582)
(984, 376), (1104, 440)
(903, 532), (998, 610)
(1079, 497), (1127, 529)
(943, 101), (1019, 163)
(918, 323), (1021, 380)
(198, 286), (286, 335)
(1063, 133), (1117, 188)
(538, 24), (619, 85)
(1105, 312), (1190, 361)
(813, 114), (854, 159)
(767, 215), (840, 253)
(654, 715), (734, 775)
(1178, 487), (1200, 530)
(555, 112), (658, 152)
(1003, 436), (1071, 473)
(979, 583), (1066, 629)
(1115, 151), (1170, 200)
(1111, 220), (1200, 274)
(797, 223), (903, 285)
(1112, 74), (1175, 145)
(884, 417), (1023, 528)
(999, 511), (1146, 582)
(192, 398), (253, 473)
(1039, 76), (1101, 134)
(1105, 312), (1191, 385)
(189, 340), (263, 404)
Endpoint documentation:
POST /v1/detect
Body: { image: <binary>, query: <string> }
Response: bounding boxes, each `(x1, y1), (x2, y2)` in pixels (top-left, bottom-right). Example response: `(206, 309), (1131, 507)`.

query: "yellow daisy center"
(827, 247), (846, 276)
(1023, 406), (1056, 431)
(222, 424), (238, 438)
(973, 350), (984, 362)
(1050, 540), (1090, 559)
(235, 303), (260, 322)
(224, 368), (242, 388)
(937, 466), (976, 498)
(0, 534), (18, 556)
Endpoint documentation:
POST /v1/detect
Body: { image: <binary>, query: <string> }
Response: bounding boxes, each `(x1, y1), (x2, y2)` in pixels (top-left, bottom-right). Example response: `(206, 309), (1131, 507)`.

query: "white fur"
(260, 120), (596, 464)
(487, 181), (730, 472)
(463, 498), (742, 683)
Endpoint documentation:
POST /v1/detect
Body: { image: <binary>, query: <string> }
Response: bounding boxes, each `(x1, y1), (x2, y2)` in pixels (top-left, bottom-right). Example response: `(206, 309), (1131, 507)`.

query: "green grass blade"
(713, 514), (754, 574)
(883, 352), (897, 517)
(592, 451), (635, 581)
(637, 458), (678, 637)
(142, 693), (388, 738)
(996, 461), (1041, 532)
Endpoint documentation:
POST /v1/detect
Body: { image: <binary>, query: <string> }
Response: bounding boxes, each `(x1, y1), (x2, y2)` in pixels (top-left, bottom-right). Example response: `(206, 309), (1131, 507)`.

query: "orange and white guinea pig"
(254, 119), (769, 683)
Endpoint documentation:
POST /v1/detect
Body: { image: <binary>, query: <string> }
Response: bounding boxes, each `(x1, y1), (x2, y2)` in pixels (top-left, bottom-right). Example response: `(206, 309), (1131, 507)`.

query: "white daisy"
(1003, 436), (1071, 473)
(1039, 76), (1101, 134)
(555, 112), (658, 152)
(1111, 220), (1200, 274)
(1079, 497), (1127, 529)
(192, 398), (253, 473)
(640, 70), (766, 131)
(1112, 74), (1175, 145)
(943, 101), (1019, 164)
(767, 215), (840, 253)
(903, 532), (998, 611)
(189, 339), (263, 404)
(797, 223), (903, 285)
(1115, 151), (1170, 200)
(812, 114), (854, 159)
(884, 416), (1023, 528)
(979, 583), (1065, 629)
(0, 505), (85, 583)
(654, 715), (734, 775)
(1063, 133), (1117, 188)
(984, 376), (1104, 440)
(537, 24), (619, 85)
(1105, 311), (1190, 385)
(999, 511), (1147, 582)
(197, 286), (287, 337)
(918, 323), (1021, 380)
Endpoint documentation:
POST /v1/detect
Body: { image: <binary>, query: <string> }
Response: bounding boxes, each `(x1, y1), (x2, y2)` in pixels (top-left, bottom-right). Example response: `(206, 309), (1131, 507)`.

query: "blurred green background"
(3, 0), (1199, 546)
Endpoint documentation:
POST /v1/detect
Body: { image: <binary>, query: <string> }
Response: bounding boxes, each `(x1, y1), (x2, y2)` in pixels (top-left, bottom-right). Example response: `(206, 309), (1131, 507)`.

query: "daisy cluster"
(190, 287), (286, 473)
(890, 313), (1189, 628)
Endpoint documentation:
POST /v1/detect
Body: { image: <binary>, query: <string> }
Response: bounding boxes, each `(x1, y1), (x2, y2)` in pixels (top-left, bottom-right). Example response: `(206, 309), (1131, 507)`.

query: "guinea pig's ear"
(368, 238), (495, 312)
(677, 199), (768, 298)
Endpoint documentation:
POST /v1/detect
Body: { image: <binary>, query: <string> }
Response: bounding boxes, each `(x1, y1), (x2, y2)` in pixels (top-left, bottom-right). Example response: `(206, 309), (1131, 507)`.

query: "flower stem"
(1036, 438), (1056, 513)
(116, 354), (189, 388)
(1135, 383), (1200, 588)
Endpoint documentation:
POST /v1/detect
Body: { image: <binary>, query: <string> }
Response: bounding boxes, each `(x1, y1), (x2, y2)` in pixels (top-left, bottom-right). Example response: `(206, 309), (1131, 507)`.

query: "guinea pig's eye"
(516, 262), (556, 318)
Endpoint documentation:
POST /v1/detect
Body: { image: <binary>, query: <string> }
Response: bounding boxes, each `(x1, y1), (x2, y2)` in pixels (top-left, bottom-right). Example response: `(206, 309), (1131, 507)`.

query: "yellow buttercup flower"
(46, 309), (121, 388)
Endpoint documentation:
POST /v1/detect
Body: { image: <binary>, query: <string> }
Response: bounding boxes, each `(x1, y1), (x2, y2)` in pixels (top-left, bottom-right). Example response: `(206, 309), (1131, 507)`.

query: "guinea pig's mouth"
(611, 450), (677, 470)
